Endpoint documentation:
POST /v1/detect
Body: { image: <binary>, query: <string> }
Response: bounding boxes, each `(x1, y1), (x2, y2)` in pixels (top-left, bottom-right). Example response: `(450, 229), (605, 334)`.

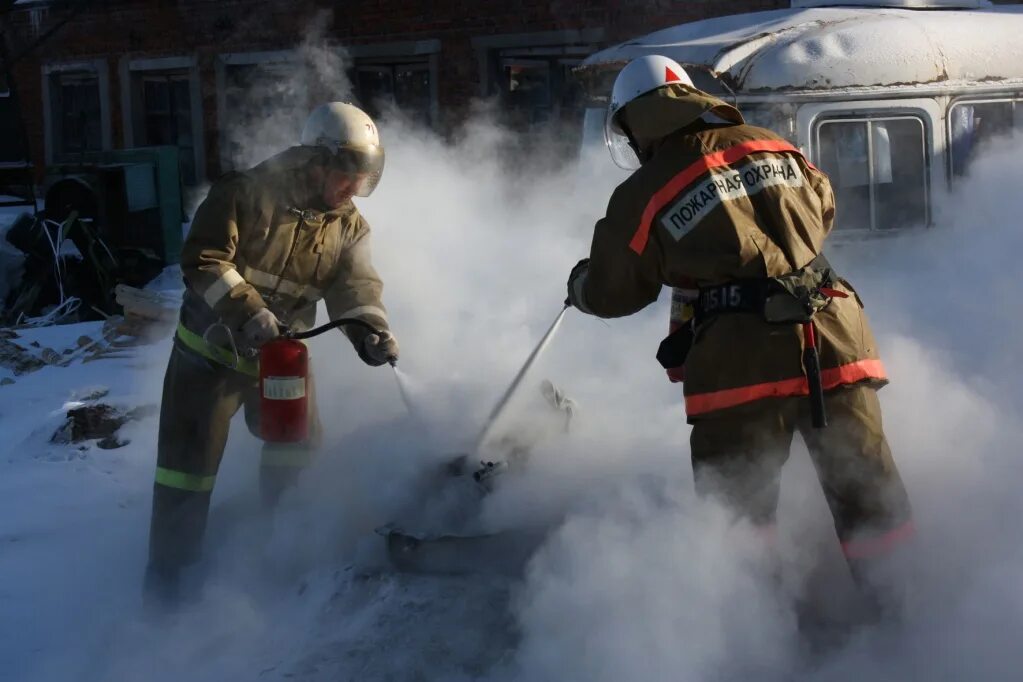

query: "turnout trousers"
(147, 342), (322, 577)
(689, 384), (913, 604)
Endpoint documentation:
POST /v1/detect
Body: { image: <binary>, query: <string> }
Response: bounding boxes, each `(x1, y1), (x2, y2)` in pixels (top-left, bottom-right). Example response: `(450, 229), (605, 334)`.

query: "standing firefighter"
(145, 102), (399, 605)
(566, 56), (913, 618)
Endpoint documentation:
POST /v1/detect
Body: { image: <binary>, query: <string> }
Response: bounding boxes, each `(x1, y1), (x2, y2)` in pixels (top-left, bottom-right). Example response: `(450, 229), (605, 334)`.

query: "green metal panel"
(46, 145), (184, 264)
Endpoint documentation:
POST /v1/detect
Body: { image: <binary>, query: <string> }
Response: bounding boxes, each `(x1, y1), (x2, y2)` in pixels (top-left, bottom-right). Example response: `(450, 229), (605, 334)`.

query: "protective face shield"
(301, 102), (385, 197)
(604, 55), (694, 170)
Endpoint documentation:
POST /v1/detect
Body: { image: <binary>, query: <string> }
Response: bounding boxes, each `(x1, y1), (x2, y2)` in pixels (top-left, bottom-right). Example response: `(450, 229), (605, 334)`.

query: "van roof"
(578, 5), (1023, 96)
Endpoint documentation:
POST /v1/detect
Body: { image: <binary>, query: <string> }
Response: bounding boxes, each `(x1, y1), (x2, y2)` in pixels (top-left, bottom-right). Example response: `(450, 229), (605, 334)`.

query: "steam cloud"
(8, 26), (1023, 682)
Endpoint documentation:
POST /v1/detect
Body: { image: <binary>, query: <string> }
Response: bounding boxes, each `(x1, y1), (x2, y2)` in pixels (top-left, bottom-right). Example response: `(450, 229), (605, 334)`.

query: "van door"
(796, 99), (943, 233)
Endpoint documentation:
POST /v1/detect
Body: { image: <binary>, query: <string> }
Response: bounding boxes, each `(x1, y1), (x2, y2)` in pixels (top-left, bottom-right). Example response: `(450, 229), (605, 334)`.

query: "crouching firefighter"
(565, 56), (914, 620)
(144, 102), (400, 606)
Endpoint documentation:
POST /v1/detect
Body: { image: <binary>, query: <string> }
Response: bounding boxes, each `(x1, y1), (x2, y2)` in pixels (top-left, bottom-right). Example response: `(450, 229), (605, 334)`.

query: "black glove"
(361, 330), (399, 366)
(566, 258), (590, 310)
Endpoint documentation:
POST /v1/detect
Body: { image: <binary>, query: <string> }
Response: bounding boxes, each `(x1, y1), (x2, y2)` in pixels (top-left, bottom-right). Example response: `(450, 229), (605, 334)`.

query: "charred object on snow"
(51, 401), (158, 449)
(0, 334), (46, 375)
(378, 380), (577, 575)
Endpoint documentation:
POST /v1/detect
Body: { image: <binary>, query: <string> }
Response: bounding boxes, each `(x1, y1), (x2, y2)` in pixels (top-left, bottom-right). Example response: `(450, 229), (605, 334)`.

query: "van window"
(815, 116), (928, 231)
(949, 99), (1023, 178)
(741, 105), (796, 142)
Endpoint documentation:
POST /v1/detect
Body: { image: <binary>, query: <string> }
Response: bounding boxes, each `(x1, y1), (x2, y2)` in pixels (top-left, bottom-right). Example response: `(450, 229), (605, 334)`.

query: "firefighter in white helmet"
(144, 102), (399, 608)
(565, 55), (913, 621)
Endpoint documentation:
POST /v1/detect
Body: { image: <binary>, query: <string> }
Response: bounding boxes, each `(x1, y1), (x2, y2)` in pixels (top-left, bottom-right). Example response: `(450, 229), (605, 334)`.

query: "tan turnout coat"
(575, 85), (886, 419)
(179, 146), (389, 362)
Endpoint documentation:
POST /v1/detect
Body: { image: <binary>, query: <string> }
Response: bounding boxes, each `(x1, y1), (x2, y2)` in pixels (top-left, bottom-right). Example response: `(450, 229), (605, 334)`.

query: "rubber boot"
(144, 484), (213, 612)
(259, 465), (302, 509)
(848, 557), (906, 626)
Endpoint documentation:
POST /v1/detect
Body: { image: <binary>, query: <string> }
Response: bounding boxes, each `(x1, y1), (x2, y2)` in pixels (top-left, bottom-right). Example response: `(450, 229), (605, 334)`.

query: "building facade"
(5, 0), (1011, 190)
(2, 0), (793, 189)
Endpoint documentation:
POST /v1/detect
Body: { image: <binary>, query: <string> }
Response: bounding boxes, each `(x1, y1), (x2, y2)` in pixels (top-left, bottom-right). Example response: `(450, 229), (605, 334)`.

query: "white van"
(575, 0), (1023, 234)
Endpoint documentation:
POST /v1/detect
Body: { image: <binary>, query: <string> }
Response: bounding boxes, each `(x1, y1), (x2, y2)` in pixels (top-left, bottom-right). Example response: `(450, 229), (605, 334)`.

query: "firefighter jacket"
(575, 84), (887, 420)
(178, 146), (389, 368)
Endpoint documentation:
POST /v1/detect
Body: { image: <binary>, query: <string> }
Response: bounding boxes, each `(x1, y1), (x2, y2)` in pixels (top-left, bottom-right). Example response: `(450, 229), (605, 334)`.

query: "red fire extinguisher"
(259, 337), (309, 443)
(258, 317), (388, 443)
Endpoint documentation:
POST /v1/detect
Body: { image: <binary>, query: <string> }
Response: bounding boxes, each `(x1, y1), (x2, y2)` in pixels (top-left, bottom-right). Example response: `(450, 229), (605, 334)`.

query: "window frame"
(215, 50), (302, 172)
(813, 114), (930, 232)
(41, 59), (112, 164)
(120, 56), (204, 186)
(946, 95), (1023, 182)
(347, 40), (441, 129)
(472, 30), (602, 136)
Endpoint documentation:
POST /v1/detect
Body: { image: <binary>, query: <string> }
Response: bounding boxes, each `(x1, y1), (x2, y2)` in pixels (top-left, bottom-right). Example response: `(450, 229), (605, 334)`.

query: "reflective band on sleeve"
(335, 305), (387, 322)
(684, 359), (886, 416)
(841, 521), (916, 560)
(242, 267), (279, 290)
(629, 140), (816, 254)
(155, 466), (216, 492)
(242, 267), (320, 301)
(175, 323), (259, 376)
(203, 268), (246, 308)
(275, 279), (313, 299)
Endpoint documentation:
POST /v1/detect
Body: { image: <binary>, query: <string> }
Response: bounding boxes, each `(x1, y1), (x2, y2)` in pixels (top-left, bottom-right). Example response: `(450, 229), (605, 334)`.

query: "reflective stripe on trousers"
(841, 520), (916, 560)
(155, 466), (217, 492)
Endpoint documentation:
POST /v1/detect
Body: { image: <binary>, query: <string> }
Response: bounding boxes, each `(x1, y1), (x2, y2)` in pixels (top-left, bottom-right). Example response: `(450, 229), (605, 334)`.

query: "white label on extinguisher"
(263, 376), (306, 400)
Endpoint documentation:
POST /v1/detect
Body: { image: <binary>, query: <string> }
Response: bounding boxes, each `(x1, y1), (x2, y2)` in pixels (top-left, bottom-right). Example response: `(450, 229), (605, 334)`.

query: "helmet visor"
(333, 144), (386, 197)
(604, 107), (640, 171)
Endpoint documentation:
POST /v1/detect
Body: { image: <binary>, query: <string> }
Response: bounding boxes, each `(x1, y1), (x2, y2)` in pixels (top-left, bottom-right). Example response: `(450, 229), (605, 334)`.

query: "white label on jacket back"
(661, 156), (804, 240)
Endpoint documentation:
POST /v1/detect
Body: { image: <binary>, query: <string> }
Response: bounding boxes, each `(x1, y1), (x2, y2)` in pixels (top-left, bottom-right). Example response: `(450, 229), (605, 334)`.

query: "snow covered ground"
(1, 123), (1022, 682)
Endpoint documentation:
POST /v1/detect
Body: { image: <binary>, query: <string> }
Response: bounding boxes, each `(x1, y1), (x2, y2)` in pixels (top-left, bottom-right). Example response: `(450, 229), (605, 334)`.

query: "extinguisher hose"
(282, 318), (419, 417)
(283, 317), (384, 341)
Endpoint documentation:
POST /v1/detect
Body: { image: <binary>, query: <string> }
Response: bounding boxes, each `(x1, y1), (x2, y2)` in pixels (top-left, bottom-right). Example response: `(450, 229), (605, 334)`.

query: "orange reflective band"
(841, 521), (916, 560)
(629, 139), (815, 254)
(684, 359), (887, 416)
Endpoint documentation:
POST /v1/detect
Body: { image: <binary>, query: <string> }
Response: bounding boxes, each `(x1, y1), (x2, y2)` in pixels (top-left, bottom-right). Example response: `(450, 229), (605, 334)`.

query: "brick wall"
(3, 0), (785, 183)
(7, 0), (1017, 184)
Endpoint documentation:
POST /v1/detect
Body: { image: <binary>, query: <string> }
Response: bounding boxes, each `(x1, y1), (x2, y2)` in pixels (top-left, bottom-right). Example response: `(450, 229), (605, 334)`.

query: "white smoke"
(221, 10), (352, 172)
(13, 48), (1023, 681)
(502, 138), (1023, 682)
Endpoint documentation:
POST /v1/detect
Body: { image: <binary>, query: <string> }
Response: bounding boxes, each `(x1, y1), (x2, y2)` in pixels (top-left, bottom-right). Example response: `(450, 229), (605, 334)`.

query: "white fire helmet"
(301, 102), (385, 197)
(605, 55), (694, 170)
